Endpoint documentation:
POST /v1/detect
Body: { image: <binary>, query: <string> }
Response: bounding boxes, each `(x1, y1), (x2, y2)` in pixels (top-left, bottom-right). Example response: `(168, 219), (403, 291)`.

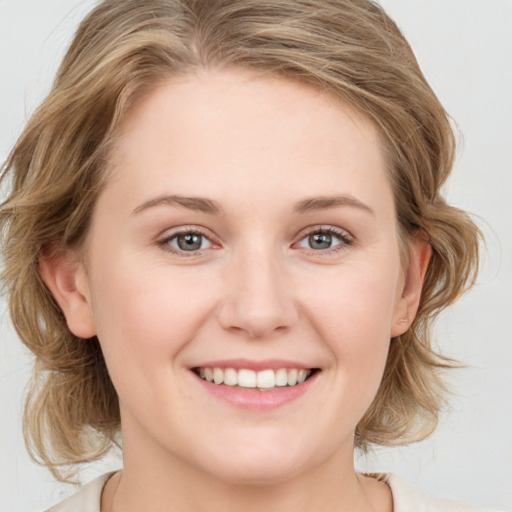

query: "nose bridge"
(218, 241), (298, 338)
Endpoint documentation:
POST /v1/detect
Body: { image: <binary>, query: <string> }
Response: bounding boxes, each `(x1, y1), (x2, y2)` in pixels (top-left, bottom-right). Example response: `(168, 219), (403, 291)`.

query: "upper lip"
(191, 358), (316, 371)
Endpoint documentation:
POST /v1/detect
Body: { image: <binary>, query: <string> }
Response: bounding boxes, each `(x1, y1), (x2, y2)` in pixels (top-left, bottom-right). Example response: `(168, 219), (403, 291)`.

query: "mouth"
(192, 367), (320, 390)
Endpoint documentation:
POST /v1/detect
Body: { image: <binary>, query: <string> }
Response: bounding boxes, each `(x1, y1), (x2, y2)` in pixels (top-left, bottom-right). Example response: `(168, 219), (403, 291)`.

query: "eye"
(159, 229), (213, 253)
(296, 227), (353, 252)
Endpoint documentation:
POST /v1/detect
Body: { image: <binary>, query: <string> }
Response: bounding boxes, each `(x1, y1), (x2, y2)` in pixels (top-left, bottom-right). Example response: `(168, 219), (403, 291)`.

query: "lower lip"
(194, 372), (318, 410)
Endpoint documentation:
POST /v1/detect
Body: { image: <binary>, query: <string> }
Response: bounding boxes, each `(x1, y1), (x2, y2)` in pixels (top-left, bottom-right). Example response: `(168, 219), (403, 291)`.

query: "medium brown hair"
(0, 0), (480, 480)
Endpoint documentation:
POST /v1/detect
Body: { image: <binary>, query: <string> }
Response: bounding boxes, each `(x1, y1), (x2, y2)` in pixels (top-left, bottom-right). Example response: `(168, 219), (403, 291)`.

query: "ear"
(391, 233), (432, 337)
(39, 249), (97, 338)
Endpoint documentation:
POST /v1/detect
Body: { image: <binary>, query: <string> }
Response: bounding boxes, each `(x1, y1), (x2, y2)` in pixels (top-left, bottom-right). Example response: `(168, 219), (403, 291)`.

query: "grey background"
(1, 0), (511, 510)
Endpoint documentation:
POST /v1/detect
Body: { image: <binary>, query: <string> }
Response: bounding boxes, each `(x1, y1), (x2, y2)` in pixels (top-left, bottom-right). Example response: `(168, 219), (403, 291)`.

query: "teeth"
(287, 368), (298, 386)
(204, 367), (214, 383)
(224, 367), (238, 386)
(256, 369), (275, 389)
(213, 367), (224, 384)
(275, 368), (288, 386)
(238, 369), (257, 388)
(196, 367), (313, 389)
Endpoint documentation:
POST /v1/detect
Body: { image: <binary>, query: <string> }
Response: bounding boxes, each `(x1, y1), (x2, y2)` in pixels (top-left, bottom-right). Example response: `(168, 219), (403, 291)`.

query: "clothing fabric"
(45, 471), (495, 512)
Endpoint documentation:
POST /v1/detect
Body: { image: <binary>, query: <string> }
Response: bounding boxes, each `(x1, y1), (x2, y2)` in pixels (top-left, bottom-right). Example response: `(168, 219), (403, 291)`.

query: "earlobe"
(391, 234), (432, 337)
(39, 249), (97, 338)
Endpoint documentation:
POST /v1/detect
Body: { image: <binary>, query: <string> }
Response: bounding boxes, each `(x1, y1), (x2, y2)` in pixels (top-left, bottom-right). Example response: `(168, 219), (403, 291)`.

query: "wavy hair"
(0, 0), (480, 480)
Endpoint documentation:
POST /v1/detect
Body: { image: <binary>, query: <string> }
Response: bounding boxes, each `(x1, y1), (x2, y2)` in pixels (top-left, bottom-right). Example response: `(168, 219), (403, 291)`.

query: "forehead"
(105, 68), (392, 214)
(116, 68), (382, 152)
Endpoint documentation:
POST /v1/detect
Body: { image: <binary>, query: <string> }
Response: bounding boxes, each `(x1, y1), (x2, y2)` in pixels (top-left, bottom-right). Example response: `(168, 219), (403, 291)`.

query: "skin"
(41, 68), (430, 512)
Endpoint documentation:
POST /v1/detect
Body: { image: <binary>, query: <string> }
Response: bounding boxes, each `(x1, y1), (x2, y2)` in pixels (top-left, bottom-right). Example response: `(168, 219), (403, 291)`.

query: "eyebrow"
(292, 195), (374, 215)
(132, 194), (373, 216)
(132, 195), (223, 215)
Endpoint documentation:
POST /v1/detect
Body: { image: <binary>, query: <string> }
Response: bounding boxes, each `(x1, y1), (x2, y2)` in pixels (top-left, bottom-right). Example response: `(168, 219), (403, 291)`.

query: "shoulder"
(44, 472), (115, 512)
(383, 473), (497, 512)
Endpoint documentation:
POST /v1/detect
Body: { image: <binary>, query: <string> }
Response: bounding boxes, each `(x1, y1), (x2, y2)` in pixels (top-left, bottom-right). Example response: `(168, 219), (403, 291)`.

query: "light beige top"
(45, 472), (495, 512)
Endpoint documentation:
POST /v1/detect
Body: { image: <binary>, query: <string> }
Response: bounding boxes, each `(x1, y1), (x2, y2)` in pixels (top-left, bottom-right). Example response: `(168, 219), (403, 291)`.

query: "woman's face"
(57, 69), (421, 484)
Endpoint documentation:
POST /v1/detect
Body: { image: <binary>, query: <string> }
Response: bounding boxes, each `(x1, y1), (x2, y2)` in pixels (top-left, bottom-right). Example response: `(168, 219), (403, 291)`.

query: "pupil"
(178, 233), (202, 251)
(310, 232), (332, 249)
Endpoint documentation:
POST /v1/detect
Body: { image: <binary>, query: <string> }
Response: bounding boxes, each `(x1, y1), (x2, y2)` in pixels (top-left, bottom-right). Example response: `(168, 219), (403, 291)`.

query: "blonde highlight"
(1, 0), (481, 480)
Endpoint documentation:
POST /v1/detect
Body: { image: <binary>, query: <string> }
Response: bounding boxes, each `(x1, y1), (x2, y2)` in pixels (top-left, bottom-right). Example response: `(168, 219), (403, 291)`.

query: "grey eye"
(296, 228), (351, 252)
(167, 232), (212, 252)
(308, 232), (333, 250)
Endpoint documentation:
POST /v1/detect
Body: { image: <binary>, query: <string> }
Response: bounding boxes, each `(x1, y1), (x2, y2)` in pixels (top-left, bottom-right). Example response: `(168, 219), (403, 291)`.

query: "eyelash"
(295, 226), (354, 255)
(157, 226), (354, 256)
(158, 227), (214, 256)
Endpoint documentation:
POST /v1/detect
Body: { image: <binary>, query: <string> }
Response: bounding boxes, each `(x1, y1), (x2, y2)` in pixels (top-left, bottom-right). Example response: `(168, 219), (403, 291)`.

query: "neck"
(107, 429), (390, 512)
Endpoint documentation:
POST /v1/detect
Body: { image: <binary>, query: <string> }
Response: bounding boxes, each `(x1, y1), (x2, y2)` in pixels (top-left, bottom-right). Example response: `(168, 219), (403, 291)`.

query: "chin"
(193, 432), (319, 487)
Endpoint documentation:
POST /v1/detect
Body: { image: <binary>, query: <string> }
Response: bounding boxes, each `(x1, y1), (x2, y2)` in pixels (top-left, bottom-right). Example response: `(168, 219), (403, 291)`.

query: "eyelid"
(155, 224), (354, 257)
(157, 226), (219, 255)
(293, 225), (354, 254)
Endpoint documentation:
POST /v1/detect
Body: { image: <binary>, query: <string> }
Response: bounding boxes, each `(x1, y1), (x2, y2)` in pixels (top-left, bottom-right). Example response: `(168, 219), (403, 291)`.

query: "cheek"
(86, 262), (222, 421)
(88, 258), (218, 372)
(300, 260), (400, 342)
(299, 262), (398, 404)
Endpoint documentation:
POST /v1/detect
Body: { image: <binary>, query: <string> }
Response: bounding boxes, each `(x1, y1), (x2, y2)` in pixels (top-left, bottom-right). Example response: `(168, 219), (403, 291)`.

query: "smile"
(194, 367), (316, 390)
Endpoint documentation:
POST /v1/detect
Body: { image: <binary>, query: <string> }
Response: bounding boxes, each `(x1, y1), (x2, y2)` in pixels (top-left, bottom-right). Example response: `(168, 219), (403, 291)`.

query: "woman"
(0, 1), (494, 510)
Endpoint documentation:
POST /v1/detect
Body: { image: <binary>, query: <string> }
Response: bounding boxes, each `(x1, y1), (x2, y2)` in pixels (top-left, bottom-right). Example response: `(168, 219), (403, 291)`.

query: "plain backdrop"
(1, 1), (511, 511)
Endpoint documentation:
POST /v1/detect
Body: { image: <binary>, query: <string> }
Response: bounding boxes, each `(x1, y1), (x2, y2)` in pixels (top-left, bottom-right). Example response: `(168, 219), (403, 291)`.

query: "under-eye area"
(192, 367), (321, 390)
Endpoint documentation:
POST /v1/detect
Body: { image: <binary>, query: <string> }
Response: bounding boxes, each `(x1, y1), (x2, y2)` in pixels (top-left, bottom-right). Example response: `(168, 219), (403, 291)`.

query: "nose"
(217, 247), (299, 339)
